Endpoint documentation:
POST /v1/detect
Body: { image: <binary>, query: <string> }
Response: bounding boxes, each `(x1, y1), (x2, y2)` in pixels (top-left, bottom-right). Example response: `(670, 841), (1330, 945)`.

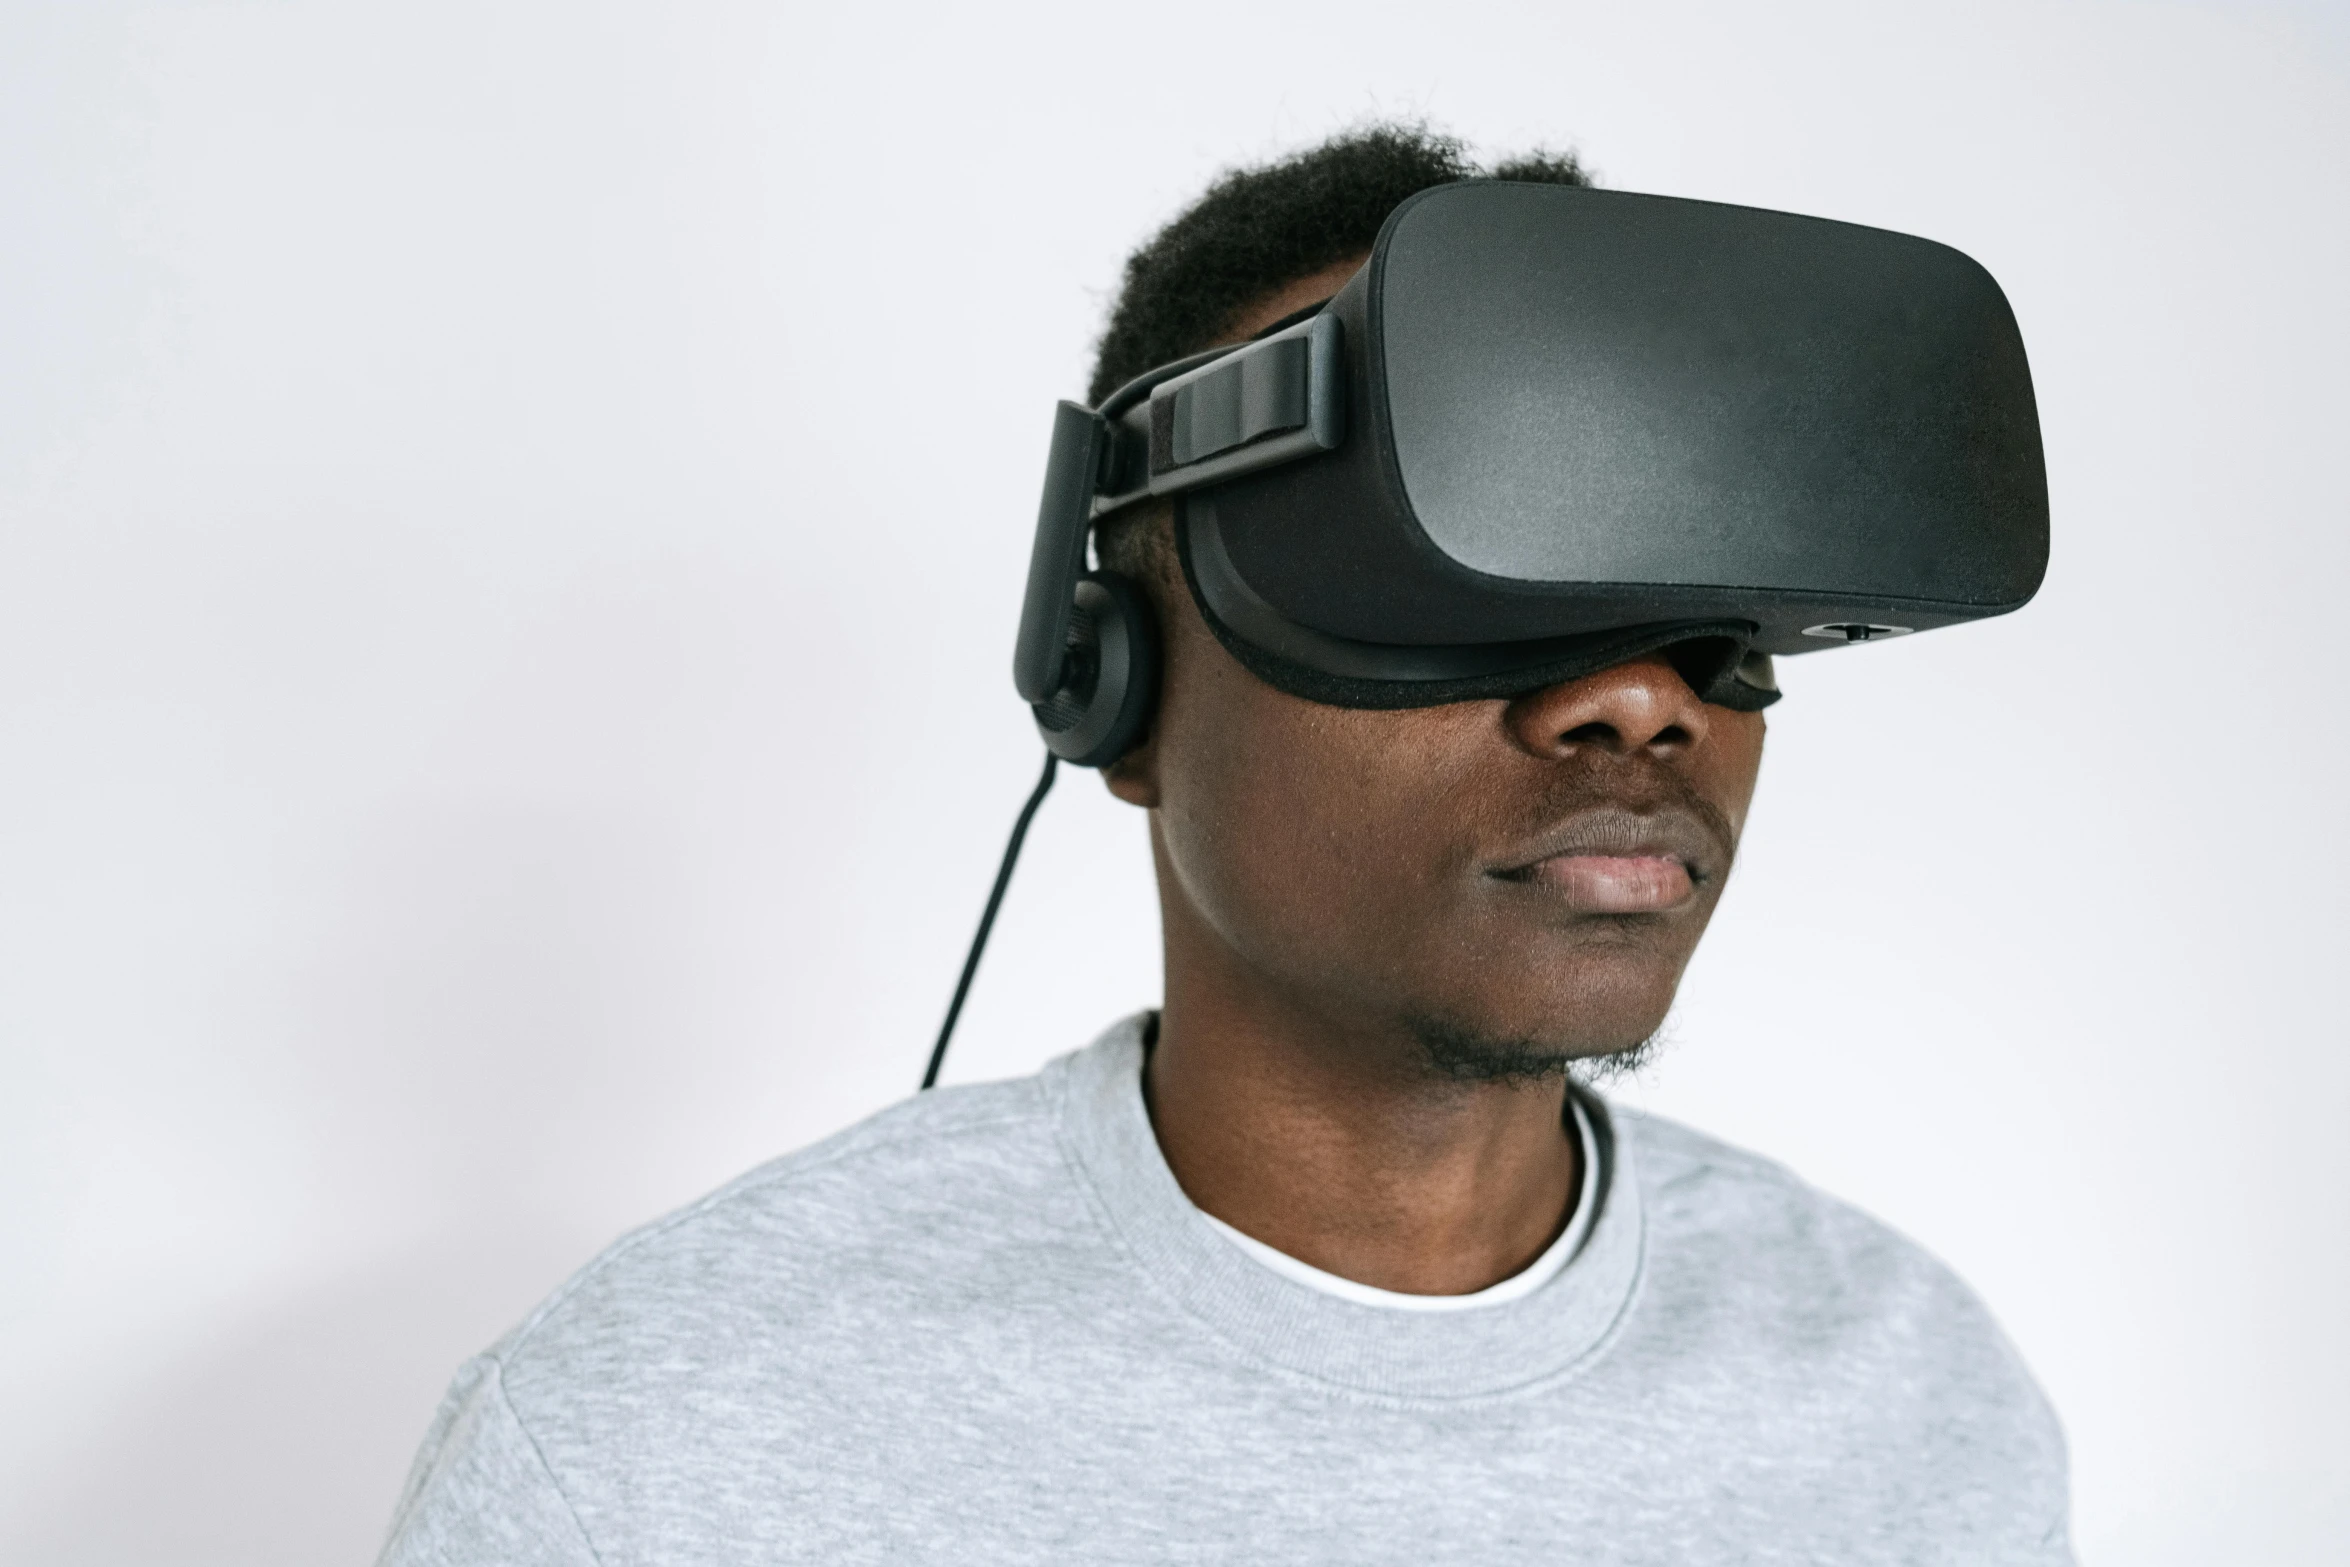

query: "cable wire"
(921, 751), (1058, 1090)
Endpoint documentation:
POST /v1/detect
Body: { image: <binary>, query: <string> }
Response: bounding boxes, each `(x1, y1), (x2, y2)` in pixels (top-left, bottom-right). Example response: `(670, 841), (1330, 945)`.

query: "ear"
(1100, 724), (1161, 808)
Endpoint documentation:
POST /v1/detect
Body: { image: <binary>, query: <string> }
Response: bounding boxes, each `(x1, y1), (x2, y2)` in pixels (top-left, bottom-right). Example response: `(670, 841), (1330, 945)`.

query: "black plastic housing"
(1029, 179), (2048, 719)
(1188, 182), (2045, 675)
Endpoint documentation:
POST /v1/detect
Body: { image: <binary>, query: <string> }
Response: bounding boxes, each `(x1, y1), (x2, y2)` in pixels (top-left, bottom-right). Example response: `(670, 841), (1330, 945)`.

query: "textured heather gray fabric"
(381, 1016), (2072, 1565)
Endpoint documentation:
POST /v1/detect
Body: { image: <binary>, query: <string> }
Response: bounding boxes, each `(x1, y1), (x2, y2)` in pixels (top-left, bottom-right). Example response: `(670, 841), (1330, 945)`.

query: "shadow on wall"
(14, 1223), (599, 1567)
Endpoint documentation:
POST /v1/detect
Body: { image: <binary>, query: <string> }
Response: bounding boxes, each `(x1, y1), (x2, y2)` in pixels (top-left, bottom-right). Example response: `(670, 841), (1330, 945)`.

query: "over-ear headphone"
(1012, 399), (1171, 769)
(1028, 570), (1159, 767)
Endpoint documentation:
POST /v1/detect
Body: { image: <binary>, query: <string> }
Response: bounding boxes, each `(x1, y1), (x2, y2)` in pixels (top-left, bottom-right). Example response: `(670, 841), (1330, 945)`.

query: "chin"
(1403, 964), (1677, 1083)
(1405, 1006), (1662, 1085)
(1484, 947), (1686, 1039)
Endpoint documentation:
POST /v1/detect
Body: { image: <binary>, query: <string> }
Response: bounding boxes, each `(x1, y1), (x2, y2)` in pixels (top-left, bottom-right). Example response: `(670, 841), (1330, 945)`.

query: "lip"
(1485, 807), (1726, 916)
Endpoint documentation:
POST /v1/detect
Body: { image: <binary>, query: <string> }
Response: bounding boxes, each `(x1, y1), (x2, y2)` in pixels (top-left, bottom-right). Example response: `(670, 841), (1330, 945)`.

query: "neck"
(1144, 846), (1581, 1297)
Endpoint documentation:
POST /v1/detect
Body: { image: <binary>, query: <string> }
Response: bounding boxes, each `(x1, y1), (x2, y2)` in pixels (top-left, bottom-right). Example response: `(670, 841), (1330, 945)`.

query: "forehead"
(1215, 255), (1369, 350)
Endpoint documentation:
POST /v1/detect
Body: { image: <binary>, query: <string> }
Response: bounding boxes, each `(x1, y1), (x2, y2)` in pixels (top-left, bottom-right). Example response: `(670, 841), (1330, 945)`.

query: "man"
(381, 126), (2069, 1564)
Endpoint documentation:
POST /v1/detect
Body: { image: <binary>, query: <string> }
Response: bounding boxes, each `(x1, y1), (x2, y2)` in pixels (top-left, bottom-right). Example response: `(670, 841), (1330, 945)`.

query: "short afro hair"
(1086, 123), (1590, 405)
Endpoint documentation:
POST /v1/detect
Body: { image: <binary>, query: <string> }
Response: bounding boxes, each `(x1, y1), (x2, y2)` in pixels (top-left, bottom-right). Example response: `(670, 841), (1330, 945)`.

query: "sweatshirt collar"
(1051, 1014), (1648, 1402)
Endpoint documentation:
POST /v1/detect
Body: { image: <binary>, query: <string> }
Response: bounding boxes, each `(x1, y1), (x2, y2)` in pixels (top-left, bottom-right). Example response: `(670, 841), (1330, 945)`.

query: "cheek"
(1156, 669), (1476, 972)
(1705, 711), (1767, 840)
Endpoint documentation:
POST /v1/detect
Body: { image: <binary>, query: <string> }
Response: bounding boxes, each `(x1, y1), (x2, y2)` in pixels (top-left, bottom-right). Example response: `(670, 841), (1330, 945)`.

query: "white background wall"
(2, 1), (2343, 1561)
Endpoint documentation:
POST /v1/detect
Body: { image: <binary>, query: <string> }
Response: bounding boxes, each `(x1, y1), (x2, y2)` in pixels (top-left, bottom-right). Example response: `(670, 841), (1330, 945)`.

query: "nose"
(1502, 655), (1712, 760)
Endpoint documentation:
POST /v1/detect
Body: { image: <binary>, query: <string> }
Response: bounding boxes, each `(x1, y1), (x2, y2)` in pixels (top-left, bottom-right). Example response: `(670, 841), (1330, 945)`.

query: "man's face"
(1104, 260), (1766, 1075)
(1109, 584), (1766, 1073)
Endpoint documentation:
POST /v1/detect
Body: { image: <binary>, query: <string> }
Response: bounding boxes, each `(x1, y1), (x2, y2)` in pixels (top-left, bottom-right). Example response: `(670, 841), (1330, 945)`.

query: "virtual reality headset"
(1013, 180), (2048, 766)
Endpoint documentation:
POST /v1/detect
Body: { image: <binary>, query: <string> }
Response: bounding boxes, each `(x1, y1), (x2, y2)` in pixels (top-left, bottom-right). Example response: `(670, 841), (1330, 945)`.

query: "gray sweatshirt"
(380, 1016), (2072, 1565)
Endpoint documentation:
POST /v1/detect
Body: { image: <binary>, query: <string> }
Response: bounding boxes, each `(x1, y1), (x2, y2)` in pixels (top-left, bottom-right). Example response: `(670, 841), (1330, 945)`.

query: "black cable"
(921, 750), (1058, 1090)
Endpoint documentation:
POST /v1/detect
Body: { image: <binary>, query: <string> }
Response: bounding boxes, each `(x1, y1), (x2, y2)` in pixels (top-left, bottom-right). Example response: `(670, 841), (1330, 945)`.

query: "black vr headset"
(926, 180), (2047, 1086)
(1013, 180), (2048, 767)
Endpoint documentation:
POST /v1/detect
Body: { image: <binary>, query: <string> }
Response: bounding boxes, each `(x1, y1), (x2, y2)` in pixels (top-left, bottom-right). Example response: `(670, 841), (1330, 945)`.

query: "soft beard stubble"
(1406, 1011), (1664, 1088)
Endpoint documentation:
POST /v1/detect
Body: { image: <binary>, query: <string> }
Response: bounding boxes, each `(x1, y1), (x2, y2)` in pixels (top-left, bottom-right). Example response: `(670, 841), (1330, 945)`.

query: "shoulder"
(1615, 1103), (1978, 1300)
(1609, 1102), (2067, 1459)
(389, 1048), (1145, 1554)
(487, 1060), (1099, 1403)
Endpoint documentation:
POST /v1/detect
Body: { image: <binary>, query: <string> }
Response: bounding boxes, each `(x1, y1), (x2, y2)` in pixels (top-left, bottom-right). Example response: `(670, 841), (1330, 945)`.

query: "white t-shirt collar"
(1197, 1094), (1602, 1312)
